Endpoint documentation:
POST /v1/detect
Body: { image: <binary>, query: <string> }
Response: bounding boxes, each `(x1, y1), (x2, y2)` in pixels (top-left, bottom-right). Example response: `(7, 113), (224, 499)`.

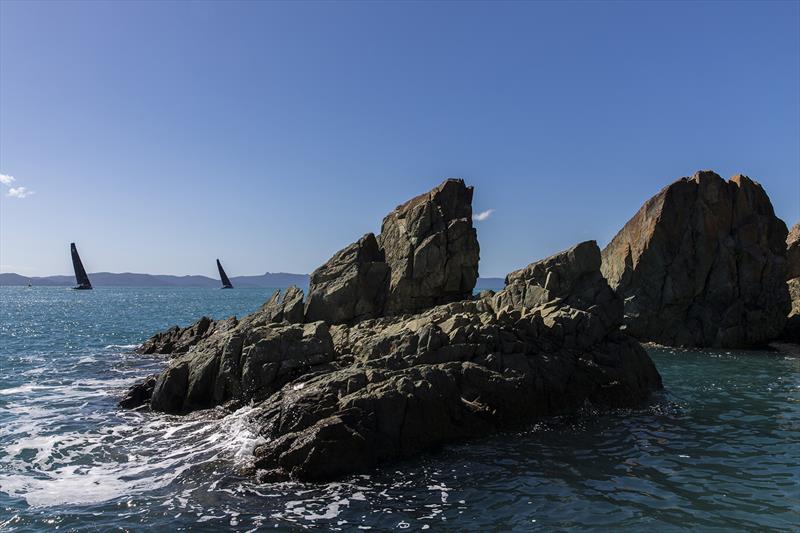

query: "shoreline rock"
(601, 171), (790, 348)
(122, 179), (662, 481)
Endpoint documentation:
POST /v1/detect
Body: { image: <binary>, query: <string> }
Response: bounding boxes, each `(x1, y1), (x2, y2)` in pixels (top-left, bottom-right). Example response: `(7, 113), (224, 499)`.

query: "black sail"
(217, 259), (233, 289)
(70, 243), (92, 290)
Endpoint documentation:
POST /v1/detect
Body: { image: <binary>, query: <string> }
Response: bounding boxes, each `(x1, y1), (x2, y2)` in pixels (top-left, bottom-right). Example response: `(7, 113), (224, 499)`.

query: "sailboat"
(71, 243), (92, 290)
(217, 259), (233, 289)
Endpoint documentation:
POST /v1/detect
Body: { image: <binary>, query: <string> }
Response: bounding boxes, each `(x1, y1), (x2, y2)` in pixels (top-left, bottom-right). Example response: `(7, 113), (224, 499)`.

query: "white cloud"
(7, 186), (34, 198)
(473, 209), (494, 222)
(0, 174), (15, 185)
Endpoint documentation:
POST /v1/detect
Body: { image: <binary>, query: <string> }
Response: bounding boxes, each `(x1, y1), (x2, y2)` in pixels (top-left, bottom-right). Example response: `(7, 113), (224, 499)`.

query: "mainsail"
(217, 259), (233, 289)
(71, 243), (92, 290)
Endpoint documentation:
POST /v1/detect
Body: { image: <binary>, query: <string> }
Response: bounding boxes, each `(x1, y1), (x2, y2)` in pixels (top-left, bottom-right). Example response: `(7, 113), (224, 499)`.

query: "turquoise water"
(0, 286), (798, 531)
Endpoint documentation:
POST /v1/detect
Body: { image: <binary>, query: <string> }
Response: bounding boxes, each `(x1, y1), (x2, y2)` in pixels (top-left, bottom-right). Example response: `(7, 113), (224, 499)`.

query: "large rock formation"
(125, 232), (661, 480)
(303, 179), (480, 324)
(601, 171), (790, 348)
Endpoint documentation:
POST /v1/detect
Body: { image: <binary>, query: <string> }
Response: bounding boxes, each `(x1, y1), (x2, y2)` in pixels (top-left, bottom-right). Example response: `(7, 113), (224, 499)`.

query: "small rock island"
(123, 179), (663, 481)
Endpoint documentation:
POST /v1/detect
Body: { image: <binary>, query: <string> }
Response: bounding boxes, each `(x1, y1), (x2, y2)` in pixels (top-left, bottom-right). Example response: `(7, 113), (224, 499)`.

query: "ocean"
(0, 286), (798, 531)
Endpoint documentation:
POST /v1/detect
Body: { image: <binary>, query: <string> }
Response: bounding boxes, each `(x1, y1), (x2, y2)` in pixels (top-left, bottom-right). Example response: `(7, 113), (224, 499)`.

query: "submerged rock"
(601, 171), (790, 348)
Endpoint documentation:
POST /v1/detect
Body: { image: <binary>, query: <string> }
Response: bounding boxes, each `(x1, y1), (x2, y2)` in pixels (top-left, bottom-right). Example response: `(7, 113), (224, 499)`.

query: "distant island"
(0, 271), (506, 291)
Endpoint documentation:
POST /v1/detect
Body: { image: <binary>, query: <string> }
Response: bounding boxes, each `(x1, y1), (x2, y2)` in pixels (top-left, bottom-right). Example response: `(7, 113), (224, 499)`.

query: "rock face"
(784, 223), (800, 341)
(379, 178), (480, 315)
(304, 234), (390, 324)
(125, 233), (661, 481)
(138, 316), (238, 355)
(303, 179), (479, 324)
(601, 171), (790, 348)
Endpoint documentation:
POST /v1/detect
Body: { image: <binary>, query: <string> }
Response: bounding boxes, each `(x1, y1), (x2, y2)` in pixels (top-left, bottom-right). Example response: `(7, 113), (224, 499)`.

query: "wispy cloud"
(7, 186), (34, 198)
(473, 209), (494, 222)
(1, 173), (35, 199)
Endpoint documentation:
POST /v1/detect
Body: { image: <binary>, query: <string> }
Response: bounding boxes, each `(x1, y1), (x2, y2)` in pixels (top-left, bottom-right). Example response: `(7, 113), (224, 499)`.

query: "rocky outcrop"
(304, 234), (389, 324)
(302, 179), (479, 324)
(601, 171), (790, 348)
(783, 223), (800, 341)
(379, 178), (480, 315)
(124, 232), (661, 481)
(138, 316), (238, 355)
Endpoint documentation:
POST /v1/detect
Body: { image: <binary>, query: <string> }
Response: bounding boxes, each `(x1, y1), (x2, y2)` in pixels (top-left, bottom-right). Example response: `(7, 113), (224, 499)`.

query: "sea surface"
(0, 286), (798, 532)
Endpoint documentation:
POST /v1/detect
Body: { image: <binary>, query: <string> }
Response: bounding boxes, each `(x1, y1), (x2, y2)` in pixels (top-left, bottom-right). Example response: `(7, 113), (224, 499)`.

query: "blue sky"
(1, 1), (798, 278)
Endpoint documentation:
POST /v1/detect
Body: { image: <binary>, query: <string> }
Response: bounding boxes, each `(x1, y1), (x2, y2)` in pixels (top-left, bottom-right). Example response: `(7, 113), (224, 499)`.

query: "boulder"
(379, 178), (480, 315)
(302, 179), (480, 323)
(601, 171), (790, 348)
(304, 234), (389, 324)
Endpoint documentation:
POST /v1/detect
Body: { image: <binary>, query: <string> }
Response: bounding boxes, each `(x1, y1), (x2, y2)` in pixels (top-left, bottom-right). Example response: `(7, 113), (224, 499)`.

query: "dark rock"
(118, 375), (157, 409)
(132, 237), (661, 480)
(304, 234), (389, 324)
(148, 321), (335, 414)
(138, 316), (238, 355)
(302, 179), (480, 323)
(379, 178), (480, 315)
(601, 171), (790, 348)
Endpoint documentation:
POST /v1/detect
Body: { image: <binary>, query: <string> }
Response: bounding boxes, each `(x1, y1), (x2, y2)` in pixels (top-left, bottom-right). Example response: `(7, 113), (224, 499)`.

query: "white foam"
(0, 386), (266, 507)
(104, 344), (141, 350)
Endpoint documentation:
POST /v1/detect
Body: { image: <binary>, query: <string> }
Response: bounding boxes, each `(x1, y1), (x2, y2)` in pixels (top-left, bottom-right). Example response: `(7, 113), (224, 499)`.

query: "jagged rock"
(126, 238), (661, 481)
(601, 171), (790, 348)
(118, 375), (157, 409)
(783, 223), (800, 341)
(379, 178), (480, 315)
(303, 179), (480, 323)
(137, 316), (238, 355)
(243, 286), (306, 326)
(304, 234), (389, 324)
(149, 321), (335, 414)
(787, 223), (800, 280)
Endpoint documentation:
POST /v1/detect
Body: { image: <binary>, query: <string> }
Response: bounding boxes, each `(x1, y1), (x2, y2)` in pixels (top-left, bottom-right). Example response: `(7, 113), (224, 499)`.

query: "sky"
(1, 1), (798, 278)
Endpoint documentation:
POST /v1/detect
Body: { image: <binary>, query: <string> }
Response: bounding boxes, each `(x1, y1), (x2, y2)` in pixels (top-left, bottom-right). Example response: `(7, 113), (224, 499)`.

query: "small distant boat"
(217, 259), (233, 289)
(71, 243), (92, 290)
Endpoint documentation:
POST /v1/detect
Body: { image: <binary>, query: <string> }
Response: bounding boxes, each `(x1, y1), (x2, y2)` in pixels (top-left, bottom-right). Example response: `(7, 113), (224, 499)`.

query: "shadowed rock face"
(126, 236), (661, 481)
(304, 234), (390, 324)
(601, 171), (790, 348)
(303, 179), (479, 324)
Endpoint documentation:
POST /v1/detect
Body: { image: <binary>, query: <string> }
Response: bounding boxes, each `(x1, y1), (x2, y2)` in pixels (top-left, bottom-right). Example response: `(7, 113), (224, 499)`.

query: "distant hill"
(0, 272), (504, 290)
(0, 272), (311, 289)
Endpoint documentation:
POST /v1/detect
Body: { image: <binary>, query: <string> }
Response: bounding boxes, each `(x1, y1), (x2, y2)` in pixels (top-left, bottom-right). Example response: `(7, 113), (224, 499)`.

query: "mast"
(217, 259), (233, 289)
(71, 243), (92, 290)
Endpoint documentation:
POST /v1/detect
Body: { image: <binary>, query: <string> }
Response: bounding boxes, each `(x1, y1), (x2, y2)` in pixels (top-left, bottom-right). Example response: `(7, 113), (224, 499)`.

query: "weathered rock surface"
(302, 179), (479, 324)
(138, 316), (238, 355)
(601, 171), (790, 348)
(124, 236), (661, 481)
(304, 234), (389, 324)
(783, 223), (800, 341)
(379, 178), (480, 315)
